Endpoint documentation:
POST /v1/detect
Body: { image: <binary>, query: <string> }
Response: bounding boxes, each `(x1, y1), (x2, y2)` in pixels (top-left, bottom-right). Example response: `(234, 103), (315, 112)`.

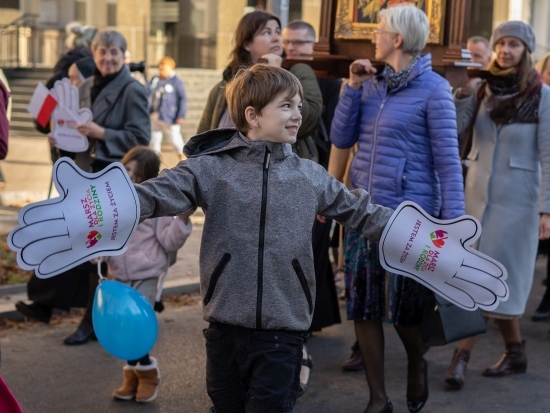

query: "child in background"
(101, 146), (192, 403)
(134, 64), (394, 412)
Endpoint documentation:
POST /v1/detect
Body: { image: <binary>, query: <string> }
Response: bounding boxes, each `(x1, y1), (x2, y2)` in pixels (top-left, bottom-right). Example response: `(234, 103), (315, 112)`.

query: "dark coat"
(79, 67), (150, 166)
(0, 79), (9, 160)
(148, 74), (187, 124)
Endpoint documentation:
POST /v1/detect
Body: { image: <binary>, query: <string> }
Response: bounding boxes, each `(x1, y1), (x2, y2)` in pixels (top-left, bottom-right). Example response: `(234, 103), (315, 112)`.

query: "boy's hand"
(349, 59), (377, 89)
(379, 201), (509, 312)
(177, 208), (196, 225)
(8, 158), (140, 278)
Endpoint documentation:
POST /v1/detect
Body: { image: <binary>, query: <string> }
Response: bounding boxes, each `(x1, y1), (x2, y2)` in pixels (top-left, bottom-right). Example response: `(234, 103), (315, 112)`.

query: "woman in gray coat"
(445, 21), (550, 389)
(63, 30), (150, 346)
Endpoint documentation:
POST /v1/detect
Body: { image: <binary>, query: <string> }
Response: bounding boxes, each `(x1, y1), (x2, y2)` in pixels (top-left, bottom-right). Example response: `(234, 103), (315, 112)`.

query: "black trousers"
(204, 322), (308, 413)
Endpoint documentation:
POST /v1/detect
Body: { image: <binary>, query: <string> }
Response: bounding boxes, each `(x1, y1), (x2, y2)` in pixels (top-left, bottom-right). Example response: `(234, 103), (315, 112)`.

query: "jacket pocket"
(291, 259), (313, 314)
(396, 157), (406, 197)
(203, 253), (231, 305)
(509, 156), (538, 172)
(466, 147), (478, 161)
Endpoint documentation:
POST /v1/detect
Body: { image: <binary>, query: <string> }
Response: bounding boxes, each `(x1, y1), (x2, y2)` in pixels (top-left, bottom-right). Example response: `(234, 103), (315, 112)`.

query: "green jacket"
(197, 63), (323, 162)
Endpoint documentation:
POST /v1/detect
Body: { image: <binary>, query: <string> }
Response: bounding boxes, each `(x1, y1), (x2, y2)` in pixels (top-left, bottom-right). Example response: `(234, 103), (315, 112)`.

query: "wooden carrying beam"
(304, 0), (473, 88)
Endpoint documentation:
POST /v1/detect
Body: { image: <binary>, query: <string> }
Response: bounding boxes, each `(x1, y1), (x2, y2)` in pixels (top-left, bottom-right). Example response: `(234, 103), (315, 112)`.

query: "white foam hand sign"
(50, 78), (92, 152)
(379, 201), (508, 311)
(8, 158), (139, 278)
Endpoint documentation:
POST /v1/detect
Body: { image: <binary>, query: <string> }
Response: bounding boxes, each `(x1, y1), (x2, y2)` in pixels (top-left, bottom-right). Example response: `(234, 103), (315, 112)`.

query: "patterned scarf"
(485, 62), (542, 124)
(384, 54), (420, 91)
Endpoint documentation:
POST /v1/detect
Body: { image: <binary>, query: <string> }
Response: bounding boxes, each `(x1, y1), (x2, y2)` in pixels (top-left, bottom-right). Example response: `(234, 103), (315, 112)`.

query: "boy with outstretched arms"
(135, 64), (393, 412)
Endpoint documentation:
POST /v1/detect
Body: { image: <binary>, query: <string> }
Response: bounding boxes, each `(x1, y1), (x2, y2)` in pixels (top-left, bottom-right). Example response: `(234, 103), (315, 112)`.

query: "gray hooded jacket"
(136, 128), (393, 331)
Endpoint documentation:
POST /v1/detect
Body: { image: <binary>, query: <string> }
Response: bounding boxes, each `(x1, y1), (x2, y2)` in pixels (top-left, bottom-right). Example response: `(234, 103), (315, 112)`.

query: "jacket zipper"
(203, 253), (231, 305)
(368, 93), (389, 193)
(256, 148), (270, 329)
(292, 259), (313, 314)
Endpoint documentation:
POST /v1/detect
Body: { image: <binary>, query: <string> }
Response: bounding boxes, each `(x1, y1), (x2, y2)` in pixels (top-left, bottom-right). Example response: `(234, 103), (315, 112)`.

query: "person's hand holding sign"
(379, 201), (509, 312)
(50, 78), (92, 152)
(8, 158), (139, 278)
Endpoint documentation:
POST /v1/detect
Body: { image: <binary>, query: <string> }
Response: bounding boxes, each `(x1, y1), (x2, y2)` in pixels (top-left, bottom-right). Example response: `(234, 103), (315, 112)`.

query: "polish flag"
(27, 83), (58, 128)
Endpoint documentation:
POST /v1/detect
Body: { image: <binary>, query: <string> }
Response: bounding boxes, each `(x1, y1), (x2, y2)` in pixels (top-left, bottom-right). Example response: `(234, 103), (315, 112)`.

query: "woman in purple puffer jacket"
(330, 4), (464, 413)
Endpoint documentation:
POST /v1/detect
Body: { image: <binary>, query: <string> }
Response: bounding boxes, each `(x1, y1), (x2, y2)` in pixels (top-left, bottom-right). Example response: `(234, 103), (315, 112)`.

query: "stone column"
(215, 0), (247, 70)
(301, 0), (321, 40)
(116, 0), (151, 62)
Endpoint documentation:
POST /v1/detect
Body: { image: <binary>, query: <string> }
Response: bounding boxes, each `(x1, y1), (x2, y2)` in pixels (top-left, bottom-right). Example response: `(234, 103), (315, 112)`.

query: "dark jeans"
(204, 322), (308, 413)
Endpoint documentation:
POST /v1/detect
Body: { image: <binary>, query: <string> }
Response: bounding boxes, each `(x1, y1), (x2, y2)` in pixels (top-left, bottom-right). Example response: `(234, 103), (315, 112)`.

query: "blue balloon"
(92, 280), (158, 360)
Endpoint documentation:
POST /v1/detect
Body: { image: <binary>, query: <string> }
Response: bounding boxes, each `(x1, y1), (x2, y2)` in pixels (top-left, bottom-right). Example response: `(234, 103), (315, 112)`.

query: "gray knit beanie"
(490, 21), (536, 53)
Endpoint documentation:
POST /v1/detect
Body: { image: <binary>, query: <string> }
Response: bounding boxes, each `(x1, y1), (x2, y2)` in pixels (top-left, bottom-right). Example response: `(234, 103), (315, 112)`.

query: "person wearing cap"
(68, 57), (96, 88)
(444, 20), (550, 389)
(147, 56), (188, 160)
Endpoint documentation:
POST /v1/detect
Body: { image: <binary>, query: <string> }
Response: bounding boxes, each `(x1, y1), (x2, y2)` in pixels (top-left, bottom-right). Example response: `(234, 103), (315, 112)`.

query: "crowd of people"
(6, 3), (550, 412)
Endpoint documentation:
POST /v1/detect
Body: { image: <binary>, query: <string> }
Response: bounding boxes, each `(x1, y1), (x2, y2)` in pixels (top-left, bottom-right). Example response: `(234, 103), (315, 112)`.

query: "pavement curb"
(0, 280), (201, 322)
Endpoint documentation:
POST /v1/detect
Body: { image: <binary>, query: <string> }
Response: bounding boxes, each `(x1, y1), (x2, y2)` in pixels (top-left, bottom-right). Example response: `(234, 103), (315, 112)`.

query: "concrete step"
(7, 121), (36, 132)
(6, 78), (48, 87)
(9, 85), (36, 95)
(10, 111), (33, 121)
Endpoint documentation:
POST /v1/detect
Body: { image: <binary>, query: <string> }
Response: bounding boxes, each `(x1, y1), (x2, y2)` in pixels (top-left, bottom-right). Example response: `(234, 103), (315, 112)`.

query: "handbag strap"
(460, 82), (486, 161)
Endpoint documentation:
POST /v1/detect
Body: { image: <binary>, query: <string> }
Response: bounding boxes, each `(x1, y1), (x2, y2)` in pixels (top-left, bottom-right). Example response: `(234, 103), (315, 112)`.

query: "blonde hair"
(536, 52), (550, 75)
(379, 3), (429, 55)
(226, 64), (303, 133)
(158, 56), (176, 69)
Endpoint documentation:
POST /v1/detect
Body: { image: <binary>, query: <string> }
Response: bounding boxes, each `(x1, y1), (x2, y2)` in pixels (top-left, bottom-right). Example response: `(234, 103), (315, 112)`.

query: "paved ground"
(1, 258), (550, 413)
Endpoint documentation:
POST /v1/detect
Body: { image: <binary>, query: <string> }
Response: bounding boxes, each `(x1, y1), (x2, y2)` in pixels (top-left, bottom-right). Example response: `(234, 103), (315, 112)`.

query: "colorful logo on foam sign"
(86, 230), (102, 248)
(430, 230), (448, 248)
(81, 185), (104, 229)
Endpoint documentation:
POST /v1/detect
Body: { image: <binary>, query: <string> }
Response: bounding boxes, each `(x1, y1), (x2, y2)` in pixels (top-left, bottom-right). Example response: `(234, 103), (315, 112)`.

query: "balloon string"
(97, 260), (106, 281)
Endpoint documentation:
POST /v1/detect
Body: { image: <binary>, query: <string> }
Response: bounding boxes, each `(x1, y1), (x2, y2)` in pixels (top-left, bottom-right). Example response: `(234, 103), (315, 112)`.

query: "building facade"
(1, 0), (549, 69)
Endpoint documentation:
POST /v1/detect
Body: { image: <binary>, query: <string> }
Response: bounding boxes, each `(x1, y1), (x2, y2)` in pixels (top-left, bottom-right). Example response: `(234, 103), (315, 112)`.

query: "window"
(107, 3), (117, 27)
(39, 0), (59, 24)
(75, 1), (86, 23)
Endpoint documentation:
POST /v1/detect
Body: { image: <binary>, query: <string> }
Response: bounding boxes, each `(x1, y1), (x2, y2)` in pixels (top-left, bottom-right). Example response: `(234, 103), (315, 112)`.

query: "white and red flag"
(27, 83), (58, 128)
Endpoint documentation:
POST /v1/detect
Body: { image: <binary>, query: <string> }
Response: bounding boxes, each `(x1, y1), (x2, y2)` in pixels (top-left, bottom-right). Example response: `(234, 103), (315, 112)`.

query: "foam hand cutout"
(379, 201), (508, 311)
(8, 158), (139, 278)
(50, 78), (92, 152)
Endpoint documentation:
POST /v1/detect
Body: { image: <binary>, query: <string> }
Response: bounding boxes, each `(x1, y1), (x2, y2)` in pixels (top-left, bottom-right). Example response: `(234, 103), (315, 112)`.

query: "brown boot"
(482, 341), (527, 377)
(112, 365), (138, 400)
(444, 349), (470, 389)
(135, 358), (160, 403)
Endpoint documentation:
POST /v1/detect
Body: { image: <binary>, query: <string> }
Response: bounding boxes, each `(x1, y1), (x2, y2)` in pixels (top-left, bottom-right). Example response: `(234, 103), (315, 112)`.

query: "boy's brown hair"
(225, 64), (304, 133)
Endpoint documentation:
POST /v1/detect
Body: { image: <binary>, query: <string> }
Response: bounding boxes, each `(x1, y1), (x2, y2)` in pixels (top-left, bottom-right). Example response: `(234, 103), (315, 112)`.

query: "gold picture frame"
(334, 0), (446, 45)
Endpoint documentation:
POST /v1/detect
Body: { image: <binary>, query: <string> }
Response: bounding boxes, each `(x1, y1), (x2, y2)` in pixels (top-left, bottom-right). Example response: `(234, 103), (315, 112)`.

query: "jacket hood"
(184, 128), (295, 163)
(184, 128), (247, 157)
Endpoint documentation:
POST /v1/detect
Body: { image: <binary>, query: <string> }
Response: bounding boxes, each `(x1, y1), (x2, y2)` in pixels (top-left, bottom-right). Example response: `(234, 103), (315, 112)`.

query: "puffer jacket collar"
(375, 53), (433, 93)
(184, 128), (294, 164)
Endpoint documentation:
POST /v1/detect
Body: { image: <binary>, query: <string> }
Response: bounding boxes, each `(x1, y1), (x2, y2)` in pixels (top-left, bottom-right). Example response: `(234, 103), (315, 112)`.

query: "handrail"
(0, 13), (39, 31)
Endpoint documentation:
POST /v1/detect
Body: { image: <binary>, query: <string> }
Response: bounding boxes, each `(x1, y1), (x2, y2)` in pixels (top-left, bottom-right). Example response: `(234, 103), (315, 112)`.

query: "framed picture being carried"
(334, 0), (446, 44)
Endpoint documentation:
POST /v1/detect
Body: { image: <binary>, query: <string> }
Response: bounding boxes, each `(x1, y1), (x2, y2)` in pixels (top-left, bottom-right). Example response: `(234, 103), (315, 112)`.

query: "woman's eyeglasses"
(373, 30), (396, 38)
(282, 40), (315, 46)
